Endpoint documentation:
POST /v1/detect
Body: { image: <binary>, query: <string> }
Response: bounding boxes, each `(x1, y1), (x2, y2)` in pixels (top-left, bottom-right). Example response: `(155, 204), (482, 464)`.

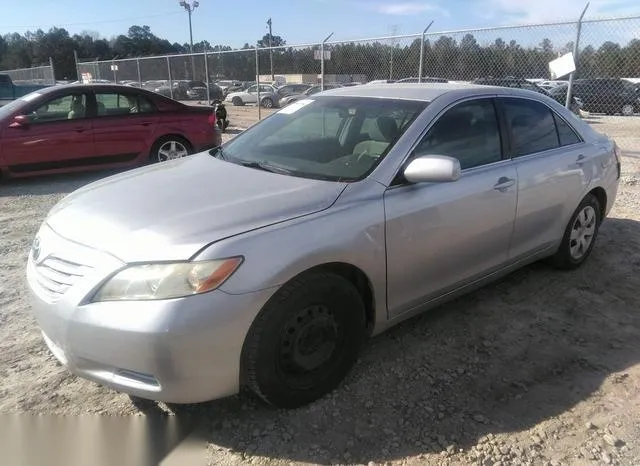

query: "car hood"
(45, 154), (347, 263)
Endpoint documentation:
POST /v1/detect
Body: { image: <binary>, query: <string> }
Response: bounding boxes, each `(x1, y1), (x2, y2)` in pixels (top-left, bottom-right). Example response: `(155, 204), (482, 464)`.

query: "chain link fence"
(2, 60), (56, 85)
(75, 15), (640, 151)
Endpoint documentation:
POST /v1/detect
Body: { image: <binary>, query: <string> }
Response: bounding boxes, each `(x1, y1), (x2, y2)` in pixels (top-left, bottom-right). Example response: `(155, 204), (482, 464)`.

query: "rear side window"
(95, 92), (155, 116)
(501, 98), (559, 157)
(553, 114), (581, 146)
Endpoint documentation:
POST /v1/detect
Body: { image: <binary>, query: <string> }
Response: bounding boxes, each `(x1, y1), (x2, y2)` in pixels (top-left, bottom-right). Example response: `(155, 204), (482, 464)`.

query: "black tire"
(149, 135), (192, 163)
(231, 97), (244, 106)
(241, 271), (366, 409)
(261, 97), (274, 108)
(547, 193), (602, 270)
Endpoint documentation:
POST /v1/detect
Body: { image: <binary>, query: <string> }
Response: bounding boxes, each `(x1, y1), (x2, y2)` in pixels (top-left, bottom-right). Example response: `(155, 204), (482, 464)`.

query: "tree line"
(1, 24), (639, 82)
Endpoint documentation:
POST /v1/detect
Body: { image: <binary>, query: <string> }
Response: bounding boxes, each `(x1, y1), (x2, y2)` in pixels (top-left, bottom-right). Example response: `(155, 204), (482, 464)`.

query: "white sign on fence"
(314, 50), (331, 60)
(548, 52), (576, 80)
(110, 64), (119, 71)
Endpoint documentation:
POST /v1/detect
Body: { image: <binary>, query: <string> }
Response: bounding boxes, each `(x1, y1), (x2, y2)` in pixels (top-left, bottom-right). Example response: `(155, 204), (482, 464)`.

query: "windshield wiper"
(235, 160), (295, 175)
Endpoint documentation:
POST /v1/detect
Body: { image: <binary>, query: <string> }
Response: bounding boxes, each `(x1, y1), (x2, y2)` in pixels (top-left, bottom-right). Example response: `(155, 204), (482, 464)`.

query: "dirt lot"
(0, 108), (639, 466)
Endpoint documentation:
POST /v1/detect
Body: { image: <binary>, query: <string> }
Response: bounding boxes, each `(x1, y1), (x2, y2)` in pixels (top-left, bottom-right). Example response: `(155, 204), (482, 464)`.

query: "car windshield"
(213, 96), (427, 182)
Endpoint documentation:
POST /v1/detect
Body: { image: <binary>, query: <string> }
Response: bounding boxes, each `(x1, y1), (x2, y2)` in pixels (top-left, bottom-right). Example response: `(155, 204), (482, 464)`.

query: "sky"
(1, 0), (639, 49)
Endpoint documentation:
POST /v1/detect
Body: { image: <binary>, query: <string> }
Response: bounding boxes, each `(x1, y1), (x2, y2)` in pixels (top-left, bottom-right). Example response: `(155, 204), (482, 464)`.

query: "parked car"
(558, 78), (640, 116)
(185, 82), (224, 101)
(0, 83), (221, 180)
(472, 77), (583, 115)
(276, 83), (313, 99)
(225, 83), (280, 108)
(396, 77), (449, 83)
(0, 73), (52, 107)
(27, 84), (620, 409)
(278, 83), (343, 106)
(216, 80), (243, 94)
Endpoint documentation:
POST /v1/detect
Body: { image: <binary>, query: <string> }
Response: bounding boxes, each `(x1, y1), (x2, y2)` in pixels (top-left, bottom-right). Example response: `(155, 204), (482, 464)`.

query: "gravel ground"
(0, 109), (639, 466)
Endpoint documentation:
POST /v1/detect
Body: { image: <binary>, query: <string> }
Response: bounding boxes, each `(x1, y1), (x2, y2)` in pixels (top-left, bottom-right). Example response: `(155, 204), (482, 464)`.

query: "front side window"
(502, 97), (560, 157)
(414, 98), (502, 170)
(217, 96), (427, 181)
(30, 93), (87, 123)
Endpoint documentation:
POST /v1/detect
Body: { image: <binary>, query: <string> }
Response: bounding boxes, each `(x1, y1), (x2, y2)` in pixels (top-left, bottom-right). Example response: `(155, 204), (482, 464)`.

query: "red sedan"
(0, 83), (221, 180)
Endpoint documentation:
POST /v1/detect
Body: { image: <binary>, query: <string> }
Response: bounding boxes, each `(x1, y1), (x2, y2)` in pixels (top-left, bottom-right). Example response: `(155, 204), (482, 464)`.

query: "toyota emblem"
(32, 236), (41, 262)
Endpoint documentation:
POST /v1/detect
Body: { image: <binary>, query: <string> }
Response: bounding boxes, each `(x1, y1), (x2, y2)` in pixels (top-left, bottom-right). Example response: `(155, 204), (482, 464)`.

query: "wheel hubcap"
(569, 205), (597, 260)
(622, 105), (634, 116)
(157, 141), (188, 161)
(278, 305), (339, 378)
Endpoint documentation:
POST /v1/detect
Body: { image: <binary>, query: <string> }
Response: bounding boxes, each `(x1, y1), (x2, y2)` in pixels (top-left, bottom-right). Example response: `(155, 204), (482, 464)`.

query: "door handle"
(494, 177), (515, 191)
(72, 127), (86, 133)
(576, 154), (586, 165)
(140, 122), (152, 126)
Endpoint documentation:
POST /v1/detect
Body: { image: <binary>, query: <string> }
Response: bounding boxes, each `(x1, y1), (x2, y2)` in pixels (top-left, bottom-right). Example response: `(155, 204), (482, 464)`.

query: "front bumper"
(26, 224), (275, 403)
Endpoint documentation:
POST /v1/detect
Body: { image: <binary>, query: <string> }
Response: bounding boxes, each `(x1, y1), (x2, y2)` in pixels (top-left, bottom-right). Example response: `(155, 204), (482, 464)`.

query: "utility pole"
(179, 1), (199, 79)
(389, 25), (399, 80)
(267, 18), (274, 82)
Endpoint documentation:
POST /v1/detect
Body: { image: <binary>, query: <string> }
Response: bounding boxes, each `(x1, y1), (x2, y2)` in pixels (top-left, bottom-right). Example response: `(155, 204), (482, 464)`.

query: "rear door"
(2, 90), (95, 173)
(89, 90), (159, 164)
(498, 96), (591, 259)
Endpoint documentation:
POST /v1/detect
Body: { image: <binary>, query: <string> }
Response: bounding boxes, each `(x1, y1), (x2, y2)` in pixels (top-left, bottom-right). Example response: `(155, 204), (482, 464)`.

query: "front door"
(2, 91), (94, 173)
(384, 97), (518, 316)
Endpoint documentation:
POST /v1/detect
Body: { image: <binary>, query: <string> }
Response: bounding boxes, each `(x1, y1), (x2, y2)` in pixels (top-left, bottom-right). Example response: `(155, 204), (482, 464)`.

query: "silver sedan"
(27, 83), (621, 409)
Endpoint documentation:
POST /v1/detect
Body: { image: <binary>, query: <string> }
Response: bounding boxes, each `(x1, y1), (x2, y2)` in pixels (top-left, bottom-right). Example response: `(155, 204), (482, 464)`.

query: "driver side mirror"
(8, 114), (32, 129)
(403, 154), (461, 183)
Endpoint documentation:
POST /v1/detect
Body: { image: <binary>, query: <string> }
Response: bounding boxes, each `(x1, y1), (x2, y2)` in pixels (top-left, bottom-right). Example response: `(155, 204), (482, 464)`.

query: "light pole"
(266, 18), (274, 82)
(179, 0), (199, 79)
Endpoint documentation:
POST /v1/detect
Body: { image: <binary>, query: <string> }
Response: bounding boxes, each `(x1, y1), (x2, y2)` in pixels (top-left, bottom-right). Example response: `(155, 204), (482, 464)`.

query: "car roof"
(318, 82), (514, 101)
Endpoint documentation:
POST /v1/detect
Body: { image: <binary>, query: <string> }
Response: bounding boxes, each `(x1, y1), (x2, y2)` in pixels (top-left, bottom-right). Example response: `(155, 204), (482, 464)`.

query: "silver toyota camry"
(26, 83), (621, 409)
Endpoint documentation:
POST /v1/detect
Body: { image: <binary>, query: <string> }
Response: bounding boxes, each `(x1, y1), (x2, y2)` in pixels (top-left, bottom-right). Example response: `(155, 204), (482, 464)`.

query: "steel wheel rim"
(569, 205), (597, 260)
(622, 105), (634, 116)
(277, 304), (341, 388)
(157, 141), (188, 161)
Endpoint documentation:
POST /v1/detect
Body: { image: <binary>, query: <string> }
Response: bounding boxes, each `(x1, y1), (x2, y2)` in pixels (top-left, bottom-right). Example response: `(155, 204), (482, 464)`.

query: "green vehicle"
(0, 74), (52, 107)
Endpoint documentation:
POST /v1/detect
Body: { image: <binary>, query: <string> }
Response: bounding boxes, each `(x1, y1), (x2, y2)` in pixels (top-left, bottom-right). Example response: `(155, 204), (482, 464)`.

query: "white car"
(225, 84), (280, 108)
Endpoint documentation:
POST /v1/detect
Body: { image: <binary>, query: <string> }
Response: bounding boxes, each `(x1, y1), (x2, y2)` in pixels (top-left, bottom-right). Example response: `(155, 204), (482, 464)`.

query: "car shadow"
(146, 217), (640, 465)
(0, 169), (128, 197)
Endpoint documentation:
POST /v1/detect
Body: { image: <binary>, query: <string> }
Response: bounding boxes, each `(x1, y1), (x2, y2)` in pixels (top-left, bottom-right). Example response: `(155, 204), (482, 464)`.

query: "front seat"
(353, 116), (399, 157)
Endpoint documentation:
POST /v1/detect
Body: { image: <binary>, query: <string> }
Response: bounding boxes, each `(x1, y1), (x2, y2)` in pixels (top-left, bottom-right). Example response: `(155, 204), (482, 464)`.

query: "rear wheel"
(241, 271), (366, 409)
(261, 97), (274, 108)
(547, 194), (602, 270)
(150, 136), (191, 163)
(231, 97), (244, 106)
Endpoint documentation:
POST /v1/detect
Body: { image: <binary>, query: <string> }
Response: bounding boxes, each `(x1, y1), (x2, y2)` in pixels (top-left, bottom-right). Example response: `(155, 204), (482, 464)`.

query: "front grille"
(31, 255), (94, 302)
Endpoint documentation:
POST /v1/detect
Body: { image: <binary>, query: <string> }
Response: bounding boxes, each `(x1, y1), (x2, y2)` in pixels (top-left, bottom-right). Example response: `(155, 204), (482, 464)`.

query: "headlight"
(91, 257), (243, 302)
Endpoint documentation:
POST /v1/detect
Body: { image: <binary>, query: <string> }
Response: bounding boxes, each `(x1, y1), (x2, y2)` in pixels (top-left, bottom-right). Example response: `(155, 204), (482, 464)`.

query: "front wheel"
(547, 194), (602, 270)
(241, 271), (366, 409)
(231, 97), (244, 106)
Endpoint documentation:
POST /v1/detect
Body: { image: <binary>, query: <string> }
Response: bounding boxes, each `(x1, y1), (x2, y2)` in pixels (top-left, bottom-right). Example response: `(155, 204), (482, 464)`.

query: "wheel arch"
(588, 186), (607, 220)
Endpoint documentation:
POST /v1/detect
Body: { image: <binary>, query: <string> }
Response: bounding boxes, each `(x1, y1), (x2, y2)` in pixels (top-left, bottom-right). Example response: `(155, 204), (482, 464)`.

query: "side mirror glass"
(403, 154), (461, 183)
(9, 114), (31, 129)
